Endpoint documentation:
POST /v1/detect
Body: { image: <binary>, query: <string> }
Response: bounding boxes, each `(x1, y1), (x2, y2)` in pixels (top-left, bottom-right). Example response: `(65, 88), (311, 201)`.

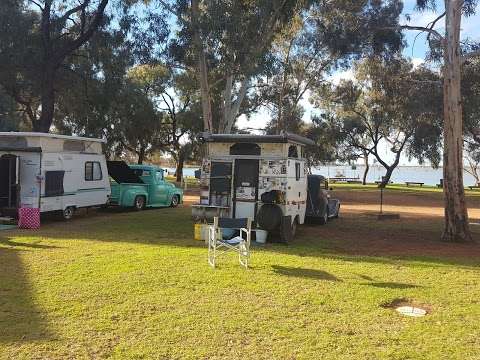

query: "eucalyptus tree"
(463, 58), (480, 185)
(128, 64), (203, 180)
(398, 0), (480, 242)
(0, 0), (110, 132)
(318, 57), (442, 188)
(163, 0), (313, 133)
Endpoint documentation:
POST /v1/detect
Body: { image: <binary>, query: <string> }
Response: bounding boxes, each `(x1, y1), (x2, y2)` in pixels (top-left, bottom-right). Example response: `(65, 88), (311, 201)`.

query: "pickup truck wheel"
(319, 206), (328, 225)
(170, 195), (180, 208)
(134, 196), (146, 211)
(62, 207), (75, 220)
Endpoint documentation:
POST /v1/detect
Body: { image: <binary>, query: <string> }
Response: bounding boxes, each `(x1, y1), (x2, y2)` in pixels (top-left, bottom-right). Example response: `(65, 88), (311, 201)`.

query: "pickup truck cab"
(107, 161), (183, 210)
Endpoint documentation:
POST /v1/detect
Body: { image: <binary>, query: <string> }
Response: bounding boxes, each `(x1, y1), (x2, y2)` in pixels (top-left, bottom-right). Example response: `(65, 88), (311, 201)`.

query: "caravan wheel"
(62, 207), (75, 220)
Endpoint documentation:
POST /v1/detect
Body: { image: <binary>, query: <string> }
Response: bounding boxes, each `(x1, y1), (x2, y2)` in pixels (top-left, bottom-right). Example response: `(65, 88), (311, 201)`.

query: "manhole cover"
(395, 306), (427, 317)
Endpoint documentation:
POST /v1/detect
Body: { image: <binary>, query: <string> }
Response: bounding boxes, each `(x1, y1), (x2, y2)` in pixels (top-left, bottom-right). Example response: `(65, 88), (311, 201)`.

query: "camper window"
(45, 171), (65, 197)
(288, 145), (298, 158)
(85, 162), (103, 181)
(230, 143), (261, 156)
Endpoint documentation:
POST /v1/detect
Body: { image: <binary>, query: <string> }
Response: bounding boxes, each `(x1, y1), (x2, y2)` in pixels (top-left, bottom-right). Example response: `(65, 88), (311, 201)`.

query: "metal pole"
(380, 186), (383, 214)
(8, 158), (12, 207)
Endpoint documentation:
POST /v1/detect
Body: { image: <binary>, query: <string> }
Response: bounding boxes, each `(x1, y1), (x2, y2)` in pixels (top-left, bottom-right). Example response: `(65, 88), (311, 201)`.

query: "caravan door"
(0, 154), (19, 211)
(233, 159), (259, 220)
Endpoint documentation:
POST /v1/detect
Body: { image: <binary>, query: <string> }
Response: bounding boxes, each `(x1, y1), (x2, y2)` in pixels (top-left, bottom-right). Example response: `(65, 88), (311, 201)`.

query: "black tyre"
(319, 206), (328, 225)
(134, 196), (146, 211)
(291, 217), (299, 239)
(171, 195), (180, 208)
(62, 206), (75, 220)
(334, 204), (340, 219)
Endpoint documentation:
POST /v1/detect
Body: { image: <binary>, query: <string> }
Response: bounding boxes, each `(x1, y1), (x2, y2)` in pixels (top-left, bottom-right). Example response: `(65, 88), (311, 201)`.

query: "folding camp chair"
(208, 217), (252, 268)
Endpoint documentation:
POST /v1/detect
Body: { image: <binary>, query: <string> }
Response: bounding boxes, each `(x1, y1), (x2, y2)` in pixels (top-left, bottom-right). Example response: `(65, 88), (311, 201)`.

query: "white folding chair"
(208, 217), (252, 268)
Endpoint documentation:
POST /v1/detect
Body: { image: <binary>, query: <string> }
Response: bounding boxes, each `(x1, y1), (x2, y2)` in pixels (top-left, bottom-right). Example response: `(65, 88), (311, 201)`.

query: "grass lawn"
(1, 206), (480, 359)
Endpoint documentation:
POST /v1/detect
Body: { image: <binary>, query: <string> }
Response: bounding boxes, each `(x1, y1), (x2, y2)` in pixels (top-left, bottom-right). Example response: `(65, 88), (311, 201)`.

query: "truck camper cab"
(192, 132), (317, 242)
(0, 132), (110, 220)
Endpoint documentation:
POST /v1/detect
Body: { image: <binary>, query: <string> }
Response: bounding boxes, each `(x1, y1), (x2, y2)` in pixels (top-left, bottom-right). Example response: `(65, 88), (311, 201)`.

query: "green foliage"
(316, 56), (442, 182)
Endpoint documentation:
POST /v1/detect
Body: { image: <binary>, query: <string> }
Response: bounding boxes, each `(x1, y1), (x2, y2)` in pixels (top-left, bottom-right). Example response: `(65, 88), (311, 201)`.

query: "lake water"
(167, 165), (478, 186)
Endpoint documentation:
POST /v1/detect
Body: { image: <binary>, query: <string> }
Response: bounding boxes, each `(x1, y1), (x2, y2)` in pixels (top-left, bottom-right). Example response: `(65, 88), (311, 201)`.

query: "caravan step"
(0, 216), (16, 225)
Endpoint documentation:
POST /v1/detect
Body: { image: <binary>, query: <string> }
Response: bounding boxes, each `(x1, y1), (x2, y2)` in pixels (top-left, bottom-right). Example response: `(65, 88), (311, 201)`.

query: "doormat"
(0, 224), (17, 231)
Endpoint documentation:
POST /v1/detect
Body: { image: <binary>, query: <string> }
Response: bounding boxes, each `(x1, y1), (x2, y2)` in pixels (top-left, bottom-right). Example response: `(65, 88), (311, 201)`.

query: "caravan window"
(85, 162), (103, 181)
(45, 171), (65, 197)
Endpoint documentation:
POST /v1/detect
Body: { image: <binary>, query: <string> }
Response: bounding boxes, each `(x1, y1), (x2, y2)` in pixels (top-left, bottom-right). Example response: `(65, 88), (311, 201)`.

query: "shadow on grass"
(272, 265), (341, 281)
(365, 282), (420, 289)
(0, 238), (59, 249)
(0, 248), (52, 343)
(3, 206), (480, 270)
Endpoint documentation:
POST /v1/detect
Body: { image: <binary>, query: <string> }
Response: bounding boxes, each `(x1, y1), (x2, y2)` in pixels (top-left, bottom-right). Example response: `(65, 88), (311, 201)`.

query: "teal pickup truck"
(107, 161), (183, 210)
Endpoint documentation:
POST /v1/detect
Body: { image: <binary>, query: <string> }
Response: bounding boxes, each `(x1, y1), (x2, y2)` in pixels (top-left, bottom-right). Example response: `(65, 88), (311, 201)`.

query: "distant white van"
(0, 132), (111, 220)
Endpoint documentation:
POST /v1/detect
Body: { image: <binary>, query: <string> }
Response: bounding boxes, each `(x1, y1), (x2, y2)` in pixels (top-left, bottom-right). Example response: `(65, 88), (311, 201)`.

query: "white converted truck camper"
(0, 132), (110, 220)
(193, 132), (319, 242)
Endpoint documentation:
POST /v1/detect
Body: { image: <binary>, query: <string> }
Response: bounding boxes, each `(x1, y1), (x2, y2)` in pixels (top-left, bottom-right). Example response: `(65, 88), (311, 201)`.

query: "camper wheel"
(62, 207), (75, 220)
(134, 196), (146, 211)
(291, 216), (299, 238)
(279, 215), (296, 244)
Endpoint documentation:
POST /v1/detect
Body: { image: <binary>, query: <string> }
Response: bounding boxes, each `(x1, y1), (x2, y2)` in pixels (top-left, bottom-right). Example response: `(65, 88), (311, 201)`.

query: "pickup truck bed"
(109, 182), (148, 206)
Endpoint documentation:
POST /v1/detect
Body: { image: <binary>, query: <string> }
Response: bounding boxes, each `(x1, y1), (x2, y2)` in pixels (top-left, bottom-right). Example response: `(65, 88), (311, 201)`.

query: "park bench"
(468, 184), (480, 190)
(405, 181), (424, 187)
(329, 177), (360, 183)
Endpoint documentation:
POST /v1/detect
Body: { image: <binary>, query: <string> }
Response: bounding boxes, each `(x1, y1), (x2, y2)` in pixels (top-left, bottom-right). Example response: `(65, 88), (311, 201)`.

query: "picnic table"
(405, 181), (424, 187)
(468, 184), (480, 190)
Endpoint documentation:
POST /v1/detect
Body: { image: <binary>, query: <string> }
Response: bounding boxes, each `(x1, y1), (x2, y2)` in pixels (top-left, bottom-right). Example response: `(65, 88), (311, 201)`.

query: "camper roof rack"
(198, 131), (315, 146)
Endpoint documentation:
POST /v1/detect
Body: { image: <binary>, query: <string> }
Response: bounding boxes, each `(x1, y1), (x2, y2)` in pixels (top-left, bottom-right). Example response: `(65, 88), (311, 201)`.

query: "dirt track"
(183, 190), (480, 255)
(184, 191), (480, 220)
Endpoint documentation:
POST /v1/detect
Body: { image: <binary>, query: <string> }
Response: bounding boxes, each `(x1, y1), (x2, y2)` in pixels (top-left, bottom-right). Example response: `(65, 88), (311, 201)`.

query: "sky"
(237, 0), (480, 166)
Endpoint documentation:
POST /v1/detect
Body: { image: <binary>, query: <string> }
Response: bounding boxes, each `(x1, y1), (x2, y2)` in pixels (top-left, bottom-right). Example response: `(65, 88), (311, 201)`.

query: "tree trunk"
(191, 0), (213, 133)
(137, 148), (145, 164)
(175, 151), (185, 183)
(220, 75), (233, 133)
(379, 166), (395, 188)
(362, 153), (369, 185)
(224, 77), (250, 134)
(35, 67), (55, 132)
(442, 0), (472, 242)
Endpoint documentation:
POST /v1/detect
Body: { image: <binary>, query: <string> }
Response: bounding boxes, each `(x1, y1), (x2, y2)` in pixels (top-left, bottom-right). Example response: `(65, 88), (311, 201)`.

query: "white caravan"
(192, 132), (316, 243)
(0, 132), (110, 220)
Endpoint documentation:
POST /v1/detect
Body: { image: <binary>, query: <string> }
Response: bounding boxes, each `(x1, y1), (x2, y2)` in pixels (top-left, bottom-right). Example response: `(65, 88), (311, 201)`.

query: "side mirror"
(194, 169), (201, 179)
